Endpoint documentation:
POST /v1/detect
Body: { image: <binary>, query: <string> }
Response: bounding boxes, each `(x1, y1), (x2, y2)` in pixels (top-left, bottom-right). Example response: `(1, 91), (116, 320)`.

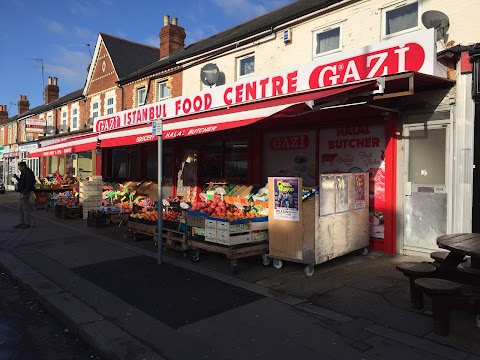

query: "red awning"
(98, 80), (380, 147)
(27, 133), (98, 158)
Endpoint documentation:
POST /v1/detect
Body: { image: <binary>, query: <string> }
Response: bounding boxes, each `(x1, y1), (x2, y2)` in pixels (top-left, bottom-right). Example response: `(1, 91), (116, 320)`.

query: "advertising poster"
(354, 174), (366, 209)
(263, 130), (316, 187)
(273, 177), (300, 221)
(335, 174), (350, 213)
(318, 124), (385, 239)
(319, 175), (336, 216)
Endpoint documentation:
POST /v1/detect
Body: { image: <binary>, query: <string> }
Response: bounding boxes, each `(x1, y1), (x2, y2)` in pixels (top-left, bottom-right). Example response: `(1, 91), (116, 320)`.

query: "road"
(0, 192), (101, 360)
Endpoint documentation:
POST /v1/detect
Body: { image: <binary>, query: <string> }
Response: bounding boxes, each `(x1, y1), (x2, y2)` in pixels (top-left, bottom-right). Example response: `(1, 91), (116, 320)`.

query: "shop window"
(382, 1), (420, 39)
(157, 81), (169, 101)
(237, 54), (255, 79)
(313, 26), (341, 57)
(111, 148), (128, 178)
(137, 87), (147, 107)
(199, 140), (223, 185)
(129, 147), (141, 179)
(224, 139), (248, 184)
(48, 156), (59, 175)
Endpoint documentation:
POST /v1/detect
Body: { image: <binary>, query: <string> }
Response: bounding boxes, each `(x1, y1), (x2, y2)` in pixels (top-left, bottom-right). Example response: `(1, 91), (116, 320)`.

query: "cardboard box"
(205, 219), (217, 230)
(216, 233), (250, 246)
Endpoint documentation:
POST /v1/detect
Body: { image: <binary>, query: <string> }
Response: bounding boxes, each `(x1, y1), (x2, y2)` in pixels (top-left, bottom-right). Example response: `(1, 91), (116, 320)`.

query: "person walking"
(13, 161), (36, 229)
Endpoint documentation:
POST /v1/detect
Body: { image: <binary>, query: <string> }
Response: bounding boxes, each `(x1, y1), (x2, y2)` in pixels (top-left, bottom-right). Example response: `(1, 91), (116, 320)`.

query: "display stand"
(127, 222), (156, 241)
(185, 212), (269, 274)
(268, 174), (370, 276)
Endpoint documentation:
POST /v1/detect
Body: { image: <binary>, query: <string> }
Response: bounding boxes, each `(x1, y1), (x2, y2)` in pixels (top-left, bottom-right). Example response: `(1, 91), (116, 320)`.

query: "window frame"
(312, 25), (342, 58)
(106, 97), (114, 115)
(71, 106), (79, 130)
(156, 80), (169, 101)
(237, 54), (255, 79)
(381, 0), (421, 40)
(137, 87), (147, 106)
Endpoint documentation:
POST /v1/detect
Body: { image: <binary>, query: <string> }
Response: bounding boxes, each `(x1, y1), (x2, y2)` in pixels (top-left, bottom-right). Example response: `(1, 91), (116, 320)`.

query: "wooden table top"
(437, 233), (480, 258)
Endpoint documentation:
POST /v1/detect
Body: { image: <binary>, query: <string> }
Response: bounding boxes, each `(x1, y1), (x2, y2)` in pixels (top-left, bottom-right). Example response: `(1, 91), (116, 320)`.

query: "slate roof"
(119, 0), (340, 84)
(101, 33), (160, 79)
(6, 89), (84, 123)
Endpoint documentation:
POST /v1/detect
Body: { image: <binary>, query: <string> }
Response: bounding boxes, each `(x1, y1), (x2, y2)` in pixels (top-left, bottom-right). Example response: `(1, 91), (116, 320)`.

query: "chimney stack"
(159, 15), (186, 59)
(0, 104), (8, 124)
(17, 95), (30, 115)
(45, 76), (60, 104)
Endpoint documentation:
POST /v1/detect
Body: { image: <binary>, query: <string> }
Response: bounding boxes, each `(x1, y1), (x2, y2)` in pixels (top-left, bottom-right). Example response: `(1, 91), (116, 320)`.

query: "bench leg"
(430, 294), (451, 336)
(409, 277), (424, 309)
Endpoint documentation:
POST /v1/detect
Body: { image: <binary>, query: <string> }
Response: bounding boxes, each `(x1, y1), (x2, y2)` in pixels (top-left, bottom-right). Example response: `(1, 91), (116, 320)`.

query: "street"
(0, 192), (100, 360)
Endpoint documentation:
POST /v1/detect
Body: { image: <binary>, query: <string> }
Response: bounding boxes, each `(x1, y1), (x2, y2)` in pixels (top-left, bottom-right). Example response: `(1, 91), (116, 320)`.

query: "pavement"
(1, 191), (480, 360)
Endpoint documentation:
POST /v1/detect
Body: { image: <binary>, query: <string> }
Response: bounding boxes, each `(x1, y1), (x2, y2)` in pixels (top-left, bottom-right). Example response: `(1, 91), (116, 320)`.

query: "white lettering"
(366, 52), (389, 78)
(394, 45), (410, 73)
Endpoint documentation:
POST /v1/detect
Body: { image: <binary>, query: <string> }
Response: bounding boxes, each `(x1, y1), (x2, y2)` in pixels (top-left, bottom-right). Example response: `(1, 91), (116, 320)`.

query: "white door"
(403, 123), (450, 255)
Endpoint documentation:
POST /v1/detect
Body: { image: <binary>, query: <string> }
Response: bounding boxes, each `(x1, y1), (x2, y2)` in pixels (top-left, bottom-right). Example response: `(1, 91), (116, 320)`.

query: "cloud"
(74, 26), (96, 41)
(209, 0), (292, 21)
(69, 0), (97, 16)
(144, 35), (159, 48)
(41, 18), (66, 34)
(187, 24), (220, 45)
(45, 46), (91, 89)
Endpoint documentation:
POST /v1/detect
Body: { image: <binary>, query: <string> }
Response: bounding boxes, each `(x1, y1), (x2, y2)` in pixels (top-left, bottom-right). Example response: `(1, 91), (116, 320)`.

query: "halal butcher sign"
(94, 29), (437, 133)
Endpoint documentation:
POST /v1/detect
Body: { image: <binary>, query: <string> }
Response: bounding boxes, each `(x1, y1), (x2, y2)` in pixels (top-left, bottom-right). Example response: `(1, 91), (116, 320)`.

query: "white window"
(313, 26), (341, 57)
(71, 108), (78, 129)
(62, 111), (67, 125)
(157, 81), (169, 101)
(382, 1), (420, 39)
(92, 101), (99, 119)
(107, 97), (114, 115)
(47, 114), (53, 127)
(137, 87), (147, 106)
(237, 54), (255, 79)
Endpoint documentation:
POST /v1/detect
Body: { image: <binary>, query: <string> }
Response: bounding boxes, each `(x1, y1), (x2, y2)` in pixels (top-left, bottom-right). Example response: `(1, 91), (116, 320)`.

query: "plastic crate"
(87, 210), (108, 228)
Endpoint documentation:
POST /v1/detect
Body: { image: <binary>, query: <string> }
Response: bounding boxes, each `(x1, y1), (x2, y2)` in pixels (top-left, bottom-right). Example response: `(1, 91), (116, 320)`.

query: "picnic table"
(436, 233), (480, 286)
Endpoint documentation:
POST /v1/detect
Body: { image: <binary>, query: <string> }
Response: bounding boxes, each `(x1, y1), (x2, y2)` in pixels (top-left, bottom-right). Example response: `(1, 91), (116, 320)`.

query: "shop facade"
(92, 26), (457, 255)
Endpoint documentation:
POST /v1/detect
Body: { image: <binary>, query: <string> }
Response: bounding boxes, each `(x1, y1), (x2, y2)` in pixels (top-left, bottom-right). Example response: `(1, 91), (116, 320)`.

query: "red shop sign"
(270, 135), (309, 150)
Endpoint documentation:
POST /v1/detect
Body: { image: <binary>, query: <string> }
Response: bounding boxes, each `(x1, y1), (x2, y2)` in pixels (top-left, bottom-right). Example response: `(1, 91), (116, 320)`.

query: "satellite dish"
(421, 10), (450, 41)
(200, 63), (220, 86)
(43, 126), (56, 135)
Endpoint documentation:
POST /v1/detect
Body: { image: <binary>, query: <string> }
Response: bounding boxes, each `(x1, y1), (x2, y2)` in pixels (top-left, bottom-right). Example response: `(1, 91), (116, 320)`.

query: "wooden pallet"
(162, 229), (188, 252)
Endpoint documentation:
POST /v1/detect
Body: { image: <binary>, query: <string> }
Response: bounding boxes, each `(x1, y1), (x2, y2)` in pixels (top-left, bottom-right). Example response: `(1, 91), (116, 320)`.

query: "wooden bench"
(415, 278), (480, 336)
(430, 251), (466, 266)
(396, 262), (437, 309)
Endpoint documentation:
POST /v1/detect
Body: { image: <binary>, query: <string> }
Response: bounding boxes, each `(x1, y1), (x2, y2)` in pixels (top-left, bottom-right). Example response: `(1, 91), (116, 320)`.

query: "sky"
(0, 0), (296, 117)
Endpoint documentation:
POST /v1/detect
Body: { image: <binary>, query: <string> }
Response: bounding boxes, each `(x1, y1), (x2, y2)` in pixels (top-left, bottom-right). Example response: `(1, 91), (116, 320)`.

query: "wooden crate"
(162, 229), (188, 252)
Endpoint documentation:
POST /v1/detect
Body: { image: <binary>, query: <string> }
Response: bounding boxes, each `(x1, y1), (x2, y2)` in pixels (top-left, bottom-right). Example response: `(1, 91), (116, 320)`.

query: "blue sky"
(0, 0), (295, 117)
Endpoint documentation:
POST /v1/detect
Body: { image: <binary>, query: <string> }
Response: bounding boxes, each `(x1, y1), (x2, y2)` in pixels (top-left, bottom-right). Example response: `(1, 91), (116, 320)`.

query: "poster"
(263, 130), (316, 187)
(335, 174), (349, 213)
(319, 175), (336, 216)
(354, 174), (366, 209)
(273, 177), (300, 221)
(319, 124), (385, 239)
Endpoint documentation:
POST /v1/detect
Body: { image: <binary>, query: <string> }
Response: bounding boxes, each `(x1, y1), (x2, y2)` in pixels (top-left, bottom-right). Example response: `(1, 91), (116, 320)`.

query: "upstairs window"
(237, 54), (255, 79)
(106, 97), (114, 115)
(137, 87), (147, 106)
(383, 1), (420, 38)
(72, 108), (78, 129)
(314, 26), (341, 57)
(92, 102), (99, 119)
(157, 81), (169, 101)
(62, 111), (67, 125)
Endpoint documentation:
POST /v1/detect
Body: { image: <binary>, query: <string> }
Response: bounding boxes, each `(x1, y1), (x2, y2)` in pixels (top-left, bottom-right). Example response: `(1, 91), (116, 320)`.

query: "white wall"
(182, 0), (480, 95)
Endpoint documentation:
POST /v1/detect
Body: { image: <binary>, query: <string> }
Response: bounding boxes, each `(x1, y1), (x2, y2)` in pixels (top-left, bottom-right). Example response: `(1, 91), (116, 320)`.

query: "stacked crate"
(79, 176), (103, 219)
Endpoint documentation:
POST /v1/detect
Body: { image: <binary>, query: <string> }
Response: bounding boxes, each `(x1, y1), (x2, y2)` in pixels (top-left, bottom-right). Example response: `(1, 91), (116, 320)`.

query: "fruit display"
(188, 196), (267, 221)
(52, 190), (79, 206)
(37, 174), (78, 187)
(129, 210), (158, 225)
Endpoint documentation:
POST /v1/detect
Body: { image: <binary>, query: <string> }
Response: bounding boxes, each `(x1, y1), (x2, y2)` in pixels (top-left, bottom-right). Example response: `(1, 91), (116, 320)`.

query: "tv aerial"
(421, 10), (450, 41)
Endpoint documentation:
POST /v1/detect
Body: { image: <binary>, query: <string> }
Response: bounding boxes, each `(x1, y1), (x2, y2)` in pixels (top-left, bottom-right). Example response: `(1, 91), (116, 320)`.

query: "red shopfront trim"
(28, 133), (98, 158)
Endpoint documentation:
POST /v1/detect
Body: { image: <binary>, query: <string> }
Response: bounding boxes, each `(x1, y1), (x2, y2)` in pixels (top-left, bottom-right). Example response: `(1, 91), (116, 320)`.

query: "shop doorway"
(403, 122), (451, 255)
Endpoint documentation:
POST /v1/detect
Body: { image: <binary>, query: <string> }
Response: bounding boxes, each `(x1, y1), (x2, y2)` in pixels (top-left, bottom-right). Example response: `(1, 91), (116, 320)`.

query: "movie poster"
(273, 177), (300, 221)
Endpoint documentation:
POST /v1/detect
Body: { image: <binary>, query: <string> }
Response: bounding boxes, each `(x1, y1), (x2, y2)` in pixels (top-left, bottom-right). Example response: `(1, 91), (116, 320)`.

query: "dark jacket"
(17, 167), (36, 195)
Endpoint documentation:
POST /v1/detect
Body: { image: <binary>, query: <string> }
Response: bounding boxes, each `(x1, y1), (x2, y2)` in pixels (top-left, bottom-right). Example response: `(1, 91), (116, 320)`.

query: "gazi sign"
(94, 29), (438, 133)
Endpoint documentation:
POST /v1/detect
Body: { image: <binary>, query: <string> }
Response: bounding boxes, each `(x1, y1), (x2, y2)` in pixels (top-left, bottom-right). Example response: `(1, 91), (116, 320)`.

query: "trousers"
(18, 192), (32, 225)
